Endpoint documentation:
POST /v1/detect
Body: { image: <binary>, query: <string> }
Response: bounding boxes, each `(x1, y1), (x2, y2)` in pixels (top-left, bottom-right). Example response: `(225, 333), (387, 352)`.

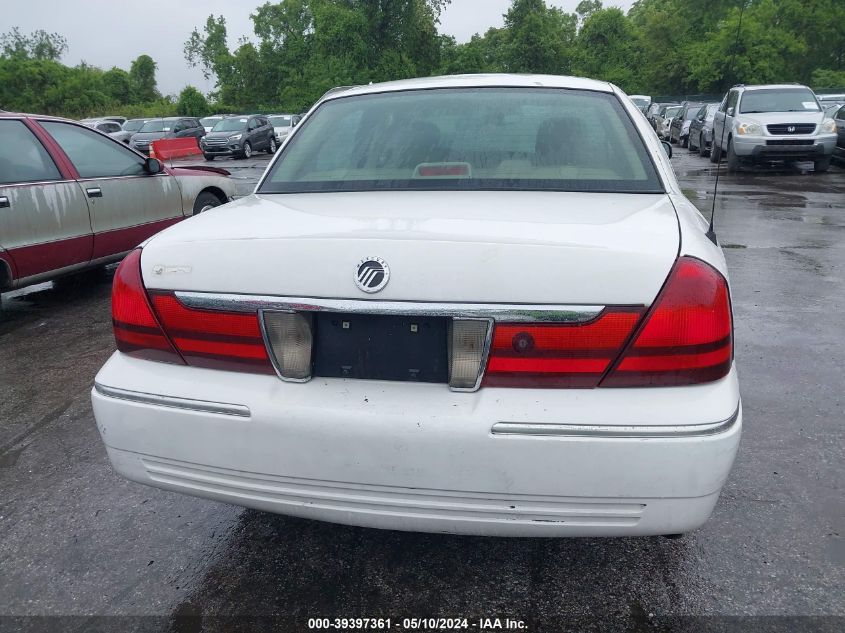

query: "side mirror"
(726, 107), (735, 117)
(661, 141), (673, 159)
(144, 157), (163, 174)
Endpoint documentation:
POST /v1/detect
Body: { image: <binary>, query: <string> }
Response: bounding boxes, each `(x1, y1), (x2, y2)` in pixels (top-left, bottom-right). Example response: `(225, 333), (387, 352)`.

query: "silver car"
(712, 84), (837, 172)
(81, 119), (133, 144)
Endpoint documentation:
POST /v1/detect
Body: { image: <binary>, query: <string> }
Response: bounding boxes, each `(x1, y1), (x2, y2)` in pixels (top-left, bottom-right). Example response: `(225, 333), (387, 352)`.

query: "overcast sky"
(4, 0), (635, 95)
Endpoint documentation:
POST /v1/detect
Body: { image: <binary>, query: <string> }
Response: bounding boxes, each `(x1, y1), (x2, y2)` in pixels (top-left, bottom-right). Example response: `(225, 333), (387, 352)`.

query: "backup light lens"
(262, 312), (314, 381)
(449, 320), (490, 390)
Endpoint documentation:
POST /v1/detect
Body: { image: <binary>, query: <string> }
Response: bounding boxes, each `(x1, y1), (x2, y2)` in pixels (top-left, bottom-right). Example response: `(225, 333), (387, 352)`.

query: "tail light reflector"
(483, 310), (644, 388)
(601, 257), (733, 387)
(112, 250), (184, 364)
(262, 311), (314, 381)
(149, 293), (275, 374)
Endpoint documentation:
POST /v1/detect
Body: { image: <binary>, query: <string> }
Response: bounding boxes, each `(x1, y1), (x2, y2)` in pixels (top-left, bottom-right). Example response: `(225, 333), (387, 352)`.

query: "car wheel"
(814, 157), (831, 173)
(203, 154), (215, 161)
(699, 135), (708, 158)
(193, 191), (223, 215)
(726, 139), (740, 172)
(711, 142), (722, 163)
(242, 141), (252, 159)
(267, 137), (277, 154)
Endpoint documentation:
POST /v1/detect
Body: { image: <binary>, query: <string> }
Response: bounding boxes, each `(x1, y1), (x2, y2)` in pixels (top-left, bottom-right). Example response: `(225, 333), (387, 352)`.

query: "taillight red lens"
(112, 249), (184, 364)
(483, 310), (644, 388)
(601, 257), (733, 387)
(149, 293), (275, 374)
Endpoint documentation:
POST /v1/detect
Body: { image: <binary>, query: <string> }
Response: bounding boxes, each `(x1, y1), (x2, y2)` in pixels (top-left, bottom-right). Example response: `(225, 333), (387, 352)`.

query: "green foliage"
(129, 54), (159, 102)
(176, 86), (209, 117)
(811, 69), (845, 90)
(1, 27), (67, 61)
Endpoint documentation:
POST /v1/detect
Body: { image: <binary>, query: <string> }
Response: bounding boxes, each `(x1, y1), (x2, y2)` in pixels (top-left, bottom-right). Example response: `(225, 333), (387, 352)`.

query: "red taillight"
(601, 257), (733, 387)
(111, 249), (274, 374)
(112, 249), (184, 364)
(149, 293), (274, 374)
(483, 310), (644, 388)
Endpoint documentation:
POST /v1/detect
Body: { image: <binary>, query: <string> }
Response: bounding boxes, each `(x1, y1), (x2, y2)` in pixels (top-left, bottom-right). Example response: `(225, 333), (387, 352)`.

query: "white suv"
(712, 84), (837, 172)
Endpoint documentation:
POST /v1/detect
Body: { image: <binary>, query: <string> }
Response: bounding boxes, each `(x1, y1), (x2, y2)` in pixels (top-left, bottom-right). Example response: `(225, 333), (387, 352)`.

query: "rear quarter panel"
(170, 172), (236, 215)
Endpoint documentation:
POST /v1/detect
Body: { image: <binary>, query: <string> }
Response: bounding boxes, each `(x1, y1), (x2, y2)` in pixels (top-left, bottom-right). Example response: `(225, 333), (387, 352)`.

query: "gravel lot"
(1, 151), (843, 632)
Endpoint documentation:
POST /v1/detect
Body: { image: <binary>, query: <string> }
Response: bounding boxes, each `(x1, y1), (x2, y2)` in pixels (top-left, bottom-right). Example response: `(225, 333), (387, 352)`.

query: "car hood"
(133, 132), (169, 141)
(204, 131), (244, 140)
(140, 191), (681, 305)
(736, 110), (824, 124)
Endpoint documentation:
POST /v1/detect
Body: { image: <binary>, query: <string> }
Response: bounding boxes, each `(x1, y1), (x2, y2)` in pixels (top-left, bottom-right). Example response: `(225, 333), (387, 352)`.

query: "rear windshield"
(212, 118), (249, 132)
(200, 117), (221, 127)
(139, 119), (173, 133)
(270, 115), (293, 126)
(739, 88), (820, 114)
(122, 119), (146, 132)
(663, 106), (682, 118)
(260, 88), (662, 194)
(683, 106), (703, 120)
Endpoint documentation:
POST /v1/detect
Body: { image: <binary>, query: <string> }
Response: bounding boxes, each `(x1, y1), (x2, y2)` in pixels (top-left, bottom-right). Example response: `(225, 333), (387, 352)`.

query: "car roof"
(737, 84), (812, 91)
(322, 74), (614, 102)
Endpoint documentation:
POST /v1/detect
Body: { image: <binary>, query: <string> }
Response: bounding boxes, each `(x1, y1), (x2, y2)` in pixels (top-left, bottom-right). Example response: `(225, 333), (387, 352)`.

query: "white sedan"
(92, 74), (741, 537)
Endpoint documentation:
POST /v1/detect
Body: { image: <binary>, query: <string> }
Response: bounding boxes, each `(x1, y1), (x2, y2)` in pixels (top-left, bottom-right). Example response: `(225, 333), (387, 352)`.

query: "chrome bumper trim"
(492, 405), (740, 438)
(94, 384), (250, 418)
(174, 292), (606, 323)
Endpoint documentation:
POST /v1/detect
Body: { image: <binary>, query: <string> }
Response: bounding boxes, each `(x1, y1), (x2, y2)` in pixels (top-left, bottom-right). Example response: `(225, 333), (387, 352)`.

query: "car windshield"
(630, 98), (649, 108)
(683, 106), (703, 121)
(212, 118), (249, 132)
(139, 120), (172, 133)
(664, 106), (682, 118)
(270, 116), (293, 127)
(739, 88), (820, 113)
(200, 117), (221, 127)
(260, 88), (662, 194)
(122, 120), (146, 132)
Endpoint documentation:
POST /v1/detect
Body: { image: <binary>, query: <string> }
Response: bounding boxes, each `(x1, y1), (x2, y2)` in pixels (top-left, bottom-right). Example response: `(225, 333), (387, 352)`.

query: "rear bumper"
(92, 353), (742, 537)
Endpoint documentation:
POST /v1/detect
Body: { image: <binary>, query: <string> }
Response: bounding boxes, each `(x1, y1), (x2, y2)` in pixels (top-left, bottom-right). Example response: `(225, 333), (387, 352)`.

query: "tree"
(573, 7), (645, 92)
(503, 0), (576, 74)
(176, 86), (209, 117)
(102, 67), (132, 104)
(129, 54), (159, 102)
(0, 27), (67, 61)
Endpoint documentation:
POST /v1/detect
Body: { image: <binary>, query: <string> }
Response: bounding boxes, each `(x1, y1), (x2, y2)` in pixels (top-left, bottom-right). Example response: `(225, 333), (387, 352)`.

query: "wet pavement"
(1, 151), (843, 632)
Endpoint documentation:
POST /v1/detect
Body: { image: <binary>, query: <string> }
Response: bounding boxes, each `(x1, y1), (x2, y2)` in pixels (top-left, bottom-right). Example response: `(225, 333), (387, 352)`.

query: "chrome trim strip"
(175, 292), (605, 323)
(491, 405), (740, 438)
(94, 384), (250, 418)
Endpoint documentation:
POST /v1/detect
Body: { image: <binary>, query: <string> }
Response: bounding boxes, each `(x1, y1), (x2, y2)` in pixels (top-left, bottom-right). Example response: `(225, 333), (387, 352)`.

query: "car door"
(716, 91), (738, 150)
(260, 117), (273, 147)
(38, 120), (185, 260)
(246, 117), (263, 149)
(0, 118), (93, 283)
(835, 106), (845, 148)
(190, 119), (205, 140)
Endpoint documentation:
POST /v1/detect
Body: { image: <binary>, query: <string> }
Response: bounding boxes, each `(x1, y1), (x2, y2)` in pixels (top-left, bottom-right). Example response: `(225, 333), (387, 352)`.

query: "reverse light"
(448, 320), (490, 390)
(262, 312), (314, 381)
(112, 250), (184, 364)
(601, 257), (733, 387)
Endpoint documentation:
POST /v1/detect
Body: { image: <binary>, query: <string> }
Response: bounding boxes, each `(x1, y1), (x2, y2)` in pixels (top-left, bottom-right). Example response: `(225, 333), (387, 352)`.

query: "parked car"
(688, 103), (719, 157)
(200, 116), (225, 133)
(131, 117), (206, 155)
(656, 105), (682, 140)
(668, 103), (704, 147)
(712, 84), (837, 172)
(817, 93), (845, 103)
(81, 118), (134, 144)
(101, 116), (127, 126)
(833, 104), (845, 163)
(268, 114), (302, 145)
(122, 118), (150, 136)
(822, 102), (844, 118)
(628, 94), (652, 114)
(645, 102), (665, 128)
(91, 74), (741, 538)
(0, 112), (235, 292)
(200, 114), (276, 160)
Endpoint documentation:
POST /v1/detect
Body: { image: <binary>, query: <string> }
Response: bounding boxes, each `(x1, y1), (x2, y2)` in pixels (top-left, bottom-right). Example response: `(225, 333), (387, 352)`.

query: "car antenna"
(708, 0), (749, 244)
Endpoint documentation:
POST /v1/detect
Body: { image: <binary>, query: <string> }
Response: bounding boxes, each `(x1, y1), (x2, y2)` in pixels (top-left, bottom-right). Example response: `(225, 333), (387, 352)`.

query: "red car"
(1, 112), (236, 292)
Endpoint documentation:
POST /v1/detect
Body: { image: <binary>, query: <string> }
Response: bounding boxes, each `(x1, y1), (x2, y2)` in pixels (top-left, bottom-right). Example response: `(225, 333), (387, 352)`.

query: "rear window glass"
(139, 119), (173, 133)
(0, 120), (62, 184)
(260, 88), (662, 194)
